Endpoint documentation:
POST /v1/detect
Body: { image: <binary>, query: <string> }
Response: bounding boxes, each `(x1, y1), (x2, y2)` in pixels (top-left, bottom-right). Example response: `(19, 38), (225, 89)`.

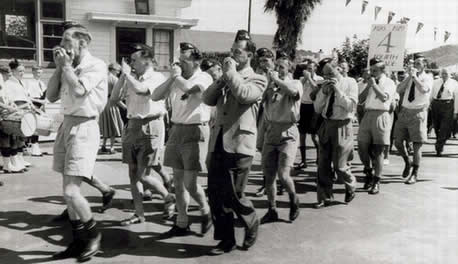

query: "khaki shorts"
(122, 117), (164, 167)
(164, 123), (209, 171)
(53, 116), (100, 179)
(358, 110), (392, 145)
(262, 122), (299, 170)
(394, 107), (428, 143)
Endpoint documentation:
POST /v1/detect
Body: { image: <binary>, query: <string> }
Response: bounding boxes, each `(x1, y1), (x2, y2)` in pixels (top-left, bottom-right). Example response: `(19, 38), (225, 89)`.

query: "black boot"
(363, 168), (374, 189)
(405, 165), (418, 185)
(368, 177), (380, 195)
(78, 219), (101, 262)
(52, 221), (84, 260)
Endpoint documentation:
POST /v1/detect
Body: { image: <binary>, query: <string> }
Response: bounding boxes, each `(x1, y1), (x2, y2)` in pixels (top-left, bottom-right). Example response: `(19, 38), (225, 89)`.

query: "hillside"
(421, 44), (458, 67)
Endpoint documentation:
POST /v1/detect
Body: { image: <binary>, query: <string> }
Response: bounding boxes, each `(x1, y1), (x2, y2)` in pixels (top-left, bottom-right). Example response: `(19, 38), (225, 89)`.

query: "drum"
(0, 111), (37, 137)
(34, 113), (54, 136)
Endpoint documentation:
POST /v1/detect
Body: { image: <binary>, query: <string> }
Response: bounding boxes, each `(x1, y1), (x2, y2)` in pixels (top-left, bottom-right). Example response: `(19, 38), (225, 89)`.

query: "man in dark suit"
(202, 29), (267, 255)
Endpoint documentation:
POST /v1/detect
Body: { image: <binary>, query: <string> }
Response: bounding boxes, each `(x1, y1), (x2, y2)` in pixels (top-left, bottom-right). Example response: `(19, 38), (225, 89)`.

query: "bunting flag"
(345, 0), (351, 7)
(400, 17), (410, 24)
(444, 31), (451, 42)
(416, 22), (424, 34)
(434, 27), (438, 41)
(387, 11), (395, 24)
(374, 6), (382, 20)
(361, 0), (368, 14)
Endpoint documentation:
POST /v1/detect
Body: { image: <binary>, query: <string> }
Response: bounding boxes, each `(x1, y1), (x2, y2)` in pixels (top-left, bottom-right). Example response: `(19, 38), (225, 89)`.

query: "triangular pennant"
(374, 6), (382, 20)
(345, 0), (351, 7)
(434, 27), (438, 41)
(361, 0), (368, 14)
(445, 31), (451, 43)
(400, 17), (410, 24)
(387, 11), (395, 24)
(416, 22), (424, 34)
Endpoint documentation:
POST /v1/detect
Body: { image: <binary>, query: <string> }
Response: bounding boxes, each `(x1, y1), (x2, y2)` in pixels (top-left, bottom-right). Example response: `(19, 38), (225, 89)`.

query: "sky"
(181, 0), (458, 54)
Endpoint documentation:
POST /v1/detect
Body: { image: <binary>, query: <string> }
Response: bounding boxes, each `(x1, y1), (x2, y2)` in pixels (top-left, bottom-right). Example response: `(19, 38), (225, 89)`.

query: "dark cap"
(369, 57), (384, 66)
(316, 57), (333, 76)
(179, 42), (202, 60)
(201, 59), (220, 72)
(234, 29), (251, 41)
(414, 53), (425, 60)
(131, 43), (155, 58)
(256, 48), (274, 59)
(276, 50), (289, 60)
(0, 65), (11, 74)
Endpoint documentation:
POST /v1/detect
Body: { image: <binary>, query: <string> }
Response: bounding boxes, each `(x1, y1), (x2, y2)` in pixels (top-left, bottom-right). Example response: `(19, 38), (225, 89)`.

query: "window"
(153, 29), (173, 70)
(0, 0), (37, 60)
(0, 0), (65, 65)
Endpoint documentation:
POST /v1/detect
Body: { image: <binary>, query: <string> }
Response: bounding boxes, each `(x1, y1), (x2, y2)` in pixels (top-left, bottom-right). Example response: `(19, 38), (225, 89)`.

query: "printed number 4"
(378, 31), (395, 53)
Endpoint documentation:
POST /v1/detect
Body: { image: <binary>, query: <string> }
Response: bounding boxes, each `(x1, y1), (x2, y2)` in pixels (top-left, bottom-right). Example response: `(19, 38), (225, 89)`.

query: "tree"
(264, 0), (322, 58)
(337, 37), (369, 78)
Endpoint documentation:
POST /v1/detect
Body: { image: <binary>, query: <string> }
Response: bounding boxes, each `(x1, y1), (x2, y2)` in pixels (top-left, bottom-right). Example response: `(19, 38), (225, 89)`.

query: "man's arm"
(202, 79), (225, 106)
(397, 77), (411, 94)
(150, 77), (175, 101)
(334, 81), (357, 112)
(413, 74), (432, 94)
(313, 89), (327, 115)
(46, 68), (62, 103)
(224, 70), (267, 104)
(368, 77), (389, 102)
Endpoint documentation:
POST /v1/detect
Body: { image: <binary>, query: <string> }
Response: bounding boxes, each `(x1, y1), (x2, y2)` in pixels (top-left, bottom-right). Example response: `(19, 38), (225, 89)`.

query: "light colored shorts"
(164, 123), (209, 171)
(394, 107), (428, 143)
(262, 122), (299, 170)
(358, 110), (392, 145)
(122, 117), (164, 168)
(53, 116), (100, 179)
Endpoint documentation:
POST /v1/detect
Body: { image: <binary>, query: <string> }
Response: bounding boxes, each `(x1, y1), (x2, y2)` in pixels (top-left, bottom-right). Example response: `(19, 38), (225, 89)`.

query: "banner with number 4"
(368, 24), (408, 71)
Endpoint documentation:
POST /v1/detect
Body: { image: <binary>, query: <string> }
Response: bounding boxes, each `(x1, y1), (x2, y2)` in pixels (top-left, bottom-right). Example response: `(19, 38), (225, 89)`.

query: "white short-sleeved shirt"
(300, 74), (323, 104)
(169, 69), (213, 124)
(4, 77), (30, 102)
(431, 78), (457, 100)
(60, 52), (108, 117)
(27, 79), (46, 99)
(125, 68), (167, 119)
(401, 72), (433, 109)
(364, 74), (396, 111)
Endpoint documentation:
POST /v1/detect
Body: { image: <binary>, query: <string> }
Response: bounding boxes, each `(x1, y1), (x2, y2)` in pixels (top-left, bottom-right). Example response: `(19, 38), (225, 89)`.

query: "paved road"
(0, 134), (457, 264)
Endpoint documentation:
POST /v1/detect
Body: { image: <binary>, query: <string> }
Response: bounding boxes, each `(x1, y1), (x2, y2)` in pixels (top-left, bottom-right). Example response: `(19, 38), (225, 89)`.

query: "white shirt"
(125, 68), (167, 119)
(364, 74), (396, 111)
(314, 77), (358, 120)
(300, 74), (323, 104)
(169, 69), (213, 124)
(4, 76), (30, 102)
(27, 78), (46, 99)
(431, 78), (457, 100)
(59, 52), (108, 117)
(401, 71), (433, 109)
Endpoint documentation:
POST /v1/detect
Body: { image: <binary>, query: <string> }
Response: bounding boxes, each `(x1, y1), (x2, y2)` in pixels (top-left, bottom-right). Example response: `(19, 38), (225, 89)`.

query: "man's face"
(60, 29), (82, 58)
(130, 51), (148, 74)
(414, 58), (425, 71)
(275, 59), (290, 79)
(207, 65), (222, 81)
(370, 64), (383, 79)
(179, 49), (196, 76)
(13, 65), (25, 80)
(258, 57), (275, 73)
(340, 62), (349, 74)
(231, 40), (251, 68)
(322, 63), (336, 79)
(33, 69), (42, 79)
(441, 69), (450, 80)
(306, 63), (316, 74)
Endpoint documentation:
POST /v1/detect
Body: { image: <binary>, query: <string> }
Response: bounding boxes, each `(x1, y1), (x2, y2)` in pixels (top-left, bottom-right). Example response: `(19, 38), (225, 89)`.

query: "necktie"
(325, 90), (335, 119)
(436, 82), (445, 99)
(407, 79), (416, 102)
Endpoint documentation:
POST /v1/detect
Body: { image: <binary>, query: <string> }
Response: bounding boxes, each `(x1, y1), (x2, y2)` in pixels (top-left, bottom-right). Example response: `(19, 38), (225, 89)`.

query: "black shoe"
(78, 232), (102, 262)
(405, 174), (417, 185)
(100, 188), (116, 212)
(52, 240), (83, 260)
(363, 168), (374, 189)
(289, 196), (300, 222)
(368, 178), (380, 195)
(160, 225), (191, 238)
(201, 213), (213, 235)
(260, 209), (279, 224)
(402, 161), (411, 178)
(345, 190), (355, 203)
(208, 240), (236, 256)
(242, 218), (259, 250)
(52, 209), (69, 222)
(255, 187), (265, 197)
(294, 161), (307, 170)
(314, 200), (332, 209)
(120, 214), (145, 226)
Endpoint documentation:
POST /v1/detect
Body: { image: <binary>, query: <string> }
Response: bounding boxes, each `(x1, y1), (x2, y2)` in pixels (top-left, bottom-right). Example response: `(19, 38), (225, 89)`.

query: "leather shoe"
(207, 240), (236, 256)
(405, 174), (417, 185)
(344, 190), (355, 203)
(242, 218), (259, 250)
(100, 188), (116, 212)
(201, 213), (213, 235)
(78, 232), (101, 262)
(363, 168), (373, 189)
(260, 209), (279, 224)
(120, 214), (145, 226)
(160, 225), (191, 239)
(368, 182), (379, 195)
(289, 196), (300, 222)
(314, 200), (331, 209)
(52, 240), (83, 260)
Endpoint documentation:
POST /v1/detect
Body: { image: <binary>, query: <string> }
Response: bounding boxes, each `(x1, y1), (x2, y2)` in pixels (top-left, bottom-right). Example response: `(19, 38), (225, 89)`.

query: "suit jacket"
(202, 66), (267, 156)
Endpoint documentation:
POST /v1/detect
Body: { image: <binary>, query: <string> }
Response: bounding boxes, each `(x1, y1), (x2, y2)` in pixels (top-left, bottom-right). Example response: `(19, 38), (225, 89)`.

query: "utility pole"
(248, 0), (252, 33)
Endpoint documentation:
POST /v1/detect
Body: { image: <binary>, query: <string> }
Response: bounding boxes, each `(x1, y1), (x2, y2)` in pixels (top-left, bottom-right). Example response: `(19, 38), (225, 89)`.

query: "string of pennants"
(345, 0), (452, 43)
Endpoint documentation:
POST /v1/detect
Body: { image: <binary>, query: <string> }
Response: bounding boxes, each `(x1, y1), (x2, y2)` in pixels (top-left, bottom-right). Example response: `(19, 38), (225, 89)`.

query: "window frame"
(152, 28), (174, 71)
